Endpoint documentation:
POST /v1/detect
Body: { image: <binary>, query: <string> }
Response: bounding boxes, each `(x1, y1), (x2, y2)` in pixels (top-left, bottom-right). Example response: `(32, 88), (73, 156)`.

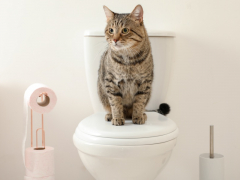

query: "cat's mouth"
(112, 42), (123, 49)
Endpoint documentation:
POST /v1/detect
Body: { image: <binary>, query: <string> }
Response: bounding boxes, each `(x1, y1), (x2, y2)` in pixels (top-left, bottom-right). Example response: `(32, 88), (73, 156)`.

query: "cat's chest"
(118, 79), (138, 102)
(109, 55), (143, 77)
(114, 64), (141, 80)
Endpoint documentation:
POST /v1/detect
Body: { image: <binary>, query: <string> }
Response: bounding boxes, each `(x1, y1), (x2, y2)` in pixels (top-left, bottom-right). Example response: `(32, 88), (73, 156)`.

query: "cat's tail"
(157, 103), (170, 115)
(145, 103), (171, 116)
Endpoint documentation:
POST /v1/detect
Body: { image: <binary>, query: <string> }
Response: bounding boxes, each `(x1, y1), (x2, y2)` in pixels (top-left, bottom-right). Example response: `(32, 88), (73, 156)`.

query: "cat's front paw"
(111, 118), (125, 126)
(132, 113), (147, 125)
(105, 113), (112, 121)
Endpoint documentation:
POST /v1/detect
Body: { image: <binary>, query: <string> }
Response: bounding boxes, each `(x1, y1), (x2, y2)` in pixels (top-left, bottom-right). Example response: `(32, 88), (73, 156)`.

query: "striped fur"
(98, 5), (153, 125)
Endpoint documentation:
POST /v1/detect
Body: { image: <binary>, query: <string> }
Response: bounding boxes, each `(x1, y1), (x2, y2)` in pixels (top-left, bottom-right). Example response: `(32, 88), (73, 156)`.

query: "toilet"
(73, 30), (178, 180)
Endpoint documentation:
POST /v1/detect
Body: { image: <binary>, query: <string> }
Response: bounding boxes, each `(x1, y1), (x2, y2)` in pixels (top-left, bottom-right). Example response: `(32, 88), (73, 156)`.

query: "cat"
(98, 5), (157, 126)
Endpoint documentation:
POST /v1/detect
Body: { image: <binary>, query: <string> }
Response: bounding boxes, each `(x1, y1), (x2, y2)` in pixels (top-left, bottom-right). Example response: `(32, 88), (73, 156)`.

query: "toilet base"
(74, 136), (177, 180)
(79, 150), (172, 180)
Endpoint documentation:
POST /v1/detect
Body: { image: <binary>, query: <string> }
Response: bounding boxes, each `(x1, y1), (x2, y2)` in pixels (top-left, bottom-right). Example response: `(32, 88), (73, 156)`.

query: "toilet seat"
(74, 112), (179, 146)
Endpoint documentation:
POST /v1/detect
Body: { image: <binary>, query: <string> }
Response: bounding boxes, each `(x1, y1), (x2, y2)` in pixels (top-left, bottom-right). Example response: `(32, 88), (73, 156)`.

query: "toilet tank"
(84, 30), (174, 113)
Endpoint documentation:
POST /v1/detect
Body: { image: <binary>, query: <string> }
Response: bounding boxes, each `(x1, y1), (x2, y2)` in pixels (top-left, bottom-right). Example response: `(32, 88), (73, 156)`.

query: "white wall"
(1, 0), (240, 179)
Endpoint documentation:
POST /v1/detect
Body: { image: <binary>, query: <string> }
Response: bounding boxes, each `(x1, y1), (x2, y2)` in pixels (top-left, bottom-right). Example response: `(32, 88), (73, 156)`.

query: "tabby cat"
(97, 5), (153, 126)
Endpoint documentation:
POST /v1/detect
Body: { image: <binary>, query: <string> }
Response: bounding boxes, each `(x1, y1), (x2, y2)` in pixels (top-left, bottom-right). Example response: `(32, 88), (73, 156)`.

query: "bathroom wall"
(1, 0), (240, 179)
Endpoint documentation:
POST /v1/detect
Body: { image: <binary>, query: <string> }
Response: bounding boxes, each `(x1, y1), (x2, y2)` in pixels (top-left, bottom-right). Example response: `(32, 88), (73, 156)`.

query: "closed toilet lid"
(74, 112), (179, 146)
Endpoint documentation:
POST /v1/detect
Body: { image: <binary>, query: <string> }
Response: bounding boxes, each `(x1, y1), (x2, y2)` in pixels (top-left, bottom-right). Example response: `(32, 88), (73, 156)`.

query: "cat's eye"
(109, 28), (114, 34)
(122, 28), (129, 34)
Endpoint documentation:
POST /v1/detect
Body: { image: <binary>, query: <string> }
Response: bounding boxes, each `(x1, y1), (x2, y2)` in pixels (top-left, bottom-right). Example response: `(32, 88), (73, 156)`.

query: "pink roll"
(25, 147), (54, 178)
(24, 175), (54, 180)
(24, 83), (57, 114)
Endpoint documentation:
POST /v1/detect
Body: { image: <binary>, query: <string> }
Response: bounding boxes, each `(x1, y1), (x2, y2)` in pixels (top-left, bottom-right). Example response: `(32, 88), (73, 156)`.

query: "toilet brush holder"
(199, 125), (224, 180)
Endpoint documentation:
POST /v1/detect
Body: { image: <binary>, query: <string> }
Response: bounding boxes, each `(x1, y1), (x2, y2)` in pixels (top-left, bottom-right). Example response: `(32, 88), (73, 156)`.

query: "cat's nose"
(113, 39), (118, 43)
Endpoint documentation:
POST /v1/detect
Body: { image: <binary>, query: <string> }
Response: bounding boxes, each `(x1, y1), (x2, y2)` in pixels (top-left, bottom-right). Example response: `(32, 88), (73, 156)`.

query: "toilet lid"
(74, 112), (179, 146)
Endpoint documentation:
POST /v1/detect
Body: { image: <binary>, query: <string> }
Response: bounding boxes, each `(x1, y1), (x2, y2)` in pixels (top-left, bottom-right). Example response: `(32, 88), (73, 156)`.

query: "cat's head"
(103, 5), (145, 51)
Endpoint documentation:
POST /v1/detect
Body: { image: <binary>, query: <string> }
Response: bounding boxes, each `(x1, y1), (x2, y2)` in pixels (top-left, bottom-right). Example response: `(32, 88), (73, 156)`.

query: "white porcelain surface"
(77, 112), (177, 138)
(73, 136), (177, 180)
(74, 112), (179, 146)
(84, 30), (174, 113)
(74, 128), (178, 146)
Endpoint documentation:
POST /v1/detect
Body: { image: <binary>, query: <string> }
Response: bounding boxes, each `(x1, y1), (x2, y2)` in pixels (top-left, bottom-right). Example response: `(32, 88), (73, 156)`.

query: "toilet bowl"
(73, 112), (178, 180)
(73, 30), (177, 180)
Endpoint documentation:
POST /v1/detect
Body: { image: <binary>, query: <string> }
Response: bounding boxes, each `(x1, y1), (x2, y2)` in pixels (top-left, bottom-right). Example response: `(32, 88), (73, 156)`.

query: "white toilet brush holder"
(199, 125), (224, 180)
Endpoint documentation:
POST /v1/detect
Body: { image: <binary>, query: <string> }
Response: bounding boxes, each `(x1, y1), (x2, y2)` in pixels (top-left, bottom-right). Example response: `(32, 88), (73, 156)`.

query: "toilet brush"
(199, 125), (224, 180)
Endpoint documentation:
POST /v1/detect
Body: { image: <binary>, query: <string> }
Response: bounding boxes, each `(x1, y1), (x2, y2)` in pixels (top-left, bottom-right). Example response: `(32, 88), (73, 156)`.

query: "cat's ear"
(130, 5), (144, 23)
(103, 6), (114, 22)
